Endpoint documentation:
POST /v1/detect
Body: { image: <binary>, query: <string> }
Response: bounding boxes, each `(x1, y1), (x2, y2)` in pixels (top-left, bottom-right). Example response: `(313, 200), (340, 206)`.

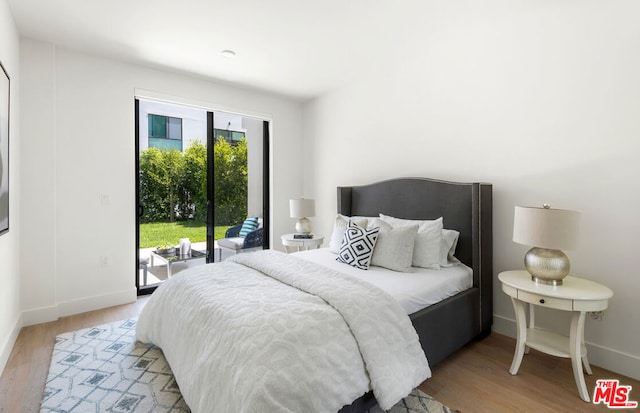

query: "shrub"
(139, 137), (247, 226)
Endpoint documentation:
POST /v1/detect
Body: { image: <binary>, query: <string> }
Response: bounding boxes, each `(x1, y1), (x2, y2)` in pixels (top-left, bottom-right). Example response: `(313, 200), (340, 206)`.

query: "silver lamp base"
(295, 217), (312, 234)
(524, 247), (570, 285)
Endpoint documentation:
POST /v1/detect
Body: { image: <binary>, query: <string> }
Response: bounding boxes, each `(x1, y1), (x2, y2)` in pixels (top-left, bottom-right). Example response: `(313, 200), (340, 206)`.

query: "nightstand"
(281, 234), (324, 253)
(499, 270), (613, 402)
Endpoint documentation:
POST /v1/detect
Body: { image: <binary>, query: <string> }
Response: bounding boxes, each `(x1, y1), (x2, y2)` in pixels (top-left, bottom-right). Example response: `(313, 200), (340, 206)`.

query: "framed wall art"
(0, 61), (9, 236)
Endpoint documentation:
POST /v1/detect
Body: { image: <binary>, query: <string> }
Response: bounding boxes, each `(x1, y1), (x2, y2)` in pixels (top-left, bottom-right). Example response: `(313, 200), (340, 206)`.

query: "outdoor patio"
(138, 241), (236, 287)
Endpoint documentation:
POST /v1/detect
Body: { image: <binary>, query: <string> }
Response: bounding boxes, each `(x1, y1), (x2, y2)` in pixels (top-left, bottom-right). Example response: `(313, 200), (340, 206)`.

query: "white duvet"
(136, 250), (430, 413)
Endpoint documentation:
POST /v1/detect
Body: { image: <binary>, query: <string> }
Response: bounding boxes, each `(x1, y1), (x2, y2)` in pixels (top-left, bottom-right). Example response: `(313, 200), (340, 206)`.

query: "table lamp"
(512, 204), (580, 285)
(290, 198), (316, 234)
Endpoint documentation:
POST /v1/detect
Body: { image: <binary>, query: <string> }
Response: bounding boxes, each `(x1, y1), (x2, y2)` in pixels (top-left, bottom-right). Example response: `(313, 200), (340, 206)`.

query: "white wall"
(19, 39), (303, 325)
(0, 0), (21, 374)
(303, 1), (640, 379)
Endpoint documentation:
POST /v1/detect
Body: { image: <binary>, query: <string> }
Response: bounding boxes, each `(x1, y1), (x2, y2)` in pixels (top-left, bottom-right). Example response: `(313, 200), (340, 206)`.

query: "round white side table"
(499, 270), (613, 402)
(281, 234), (324, 253)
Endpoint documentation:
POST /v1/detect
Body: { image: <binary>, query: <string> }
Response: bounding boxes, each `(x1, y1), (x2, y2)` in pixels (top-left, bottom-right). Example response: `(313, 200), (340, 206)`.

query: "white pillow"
(336, 221), (380, 270)
(440, 229), (461, 267)
(379, 214), (443, 269)
(329, 214), (371, 253)
(368, 219), (417, 272)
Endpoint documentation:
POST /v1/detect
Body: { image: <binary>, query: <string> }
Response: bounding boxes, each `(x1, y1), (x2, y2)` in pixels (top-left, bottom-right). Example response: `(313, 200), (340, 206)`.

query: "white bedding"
(294, 248), (473, 315)
(136, 250), (430, 413)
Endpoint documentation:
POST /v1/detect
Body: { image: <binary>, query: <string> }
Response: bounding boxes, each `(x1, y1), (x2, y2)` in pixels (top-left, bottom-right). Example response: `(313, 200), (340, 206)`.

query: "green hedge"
(139, 137), (247, 226)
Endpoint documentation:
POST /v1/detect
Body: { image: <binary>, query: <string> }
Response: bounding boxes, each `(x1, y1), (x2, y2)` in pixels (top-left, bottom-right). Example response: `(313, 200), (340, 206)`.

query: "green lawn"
(139, 221), (231, 248)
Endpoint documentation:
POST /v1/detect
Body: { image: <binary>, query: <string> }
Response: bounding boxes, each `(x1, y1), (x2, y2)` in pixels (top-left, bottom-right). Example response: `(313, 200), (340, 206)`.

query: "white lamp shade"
(290, 198), (315, 218)
(513, 206), (580, 250)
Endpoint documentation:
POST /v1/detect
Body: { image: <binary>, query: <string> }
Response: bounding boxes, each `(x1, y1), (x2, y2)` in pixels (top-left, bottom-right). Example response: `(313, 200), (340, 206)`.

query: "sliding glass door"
(135, 98), (269, 294)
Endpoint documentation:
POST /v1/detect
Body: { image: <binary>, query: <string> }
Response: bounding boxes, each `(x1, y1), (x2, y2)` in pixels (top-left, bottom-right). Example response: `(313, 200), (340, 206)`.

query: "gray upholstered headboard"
(337, 177), (493, 333)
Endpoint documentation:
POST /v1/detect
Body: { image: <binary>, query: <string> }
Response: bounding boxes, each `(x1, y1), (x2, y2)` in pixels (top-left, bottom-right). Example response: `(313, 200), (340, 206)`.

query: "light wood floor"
(0, 296), (150, 413)
(420, 334), (639, 412)
(1, 296), (637, 412)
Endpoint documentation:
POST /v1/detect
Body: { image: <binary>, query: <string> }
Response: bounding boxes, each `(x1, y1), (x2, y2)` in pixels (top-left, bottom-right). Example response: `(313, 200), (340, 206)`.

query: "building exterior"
(138, 99), (246, 152)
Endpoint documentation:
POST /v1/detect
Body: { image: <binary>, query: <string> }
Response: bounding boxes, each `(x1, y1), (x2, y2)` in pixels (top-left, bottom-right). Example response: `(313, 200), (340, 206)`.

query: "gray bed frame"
(336, 177), (493, 412)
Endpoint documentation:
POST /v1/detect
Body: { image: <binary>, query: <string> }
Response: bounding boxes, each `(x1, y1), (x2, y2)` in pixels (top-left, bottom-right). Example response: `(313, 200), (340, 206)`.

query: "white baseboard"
(57, 288), (137, 318)
(22, 288), (137, 327)
(0, 314), (23, 376)
(585, 341), (640, 382)
(492, 314), (517, 338)
(492, 314), (640, 381)
(21, 304), (59, 326)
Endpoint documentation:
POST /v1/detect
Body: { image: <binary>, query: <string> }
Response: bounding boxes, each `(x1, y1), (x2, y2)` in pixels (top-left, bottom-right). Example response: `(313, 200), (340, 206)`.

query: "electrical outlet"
(590, 311), (604, 320)
(100, 194), (109, 206)
(100, 256), (109, 267)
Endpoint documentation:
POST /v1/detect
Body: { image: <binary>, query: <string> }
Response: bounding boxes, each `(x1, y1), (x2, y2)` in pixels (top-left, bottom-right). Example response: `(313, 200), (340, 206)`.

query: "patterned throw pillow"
(239, 216), (259, 237)
(336, 222), (380, 270)
(329, 214), (370, 253)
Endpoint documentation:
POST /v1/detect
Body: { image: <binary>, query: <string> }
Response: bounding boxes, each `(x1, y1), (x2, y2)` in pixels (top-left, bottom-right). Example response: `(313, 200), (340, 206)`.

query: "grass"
(139, 221), (231, 248)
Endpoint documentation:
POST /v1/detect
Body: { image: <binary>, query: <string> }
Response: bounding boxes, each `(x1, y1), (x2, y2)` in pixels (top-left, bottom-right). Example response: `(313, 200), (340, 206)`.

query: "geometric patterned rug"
(40, 319), (188, 412)
(369, 390), (460, 413)
(40, 319), (458, 413)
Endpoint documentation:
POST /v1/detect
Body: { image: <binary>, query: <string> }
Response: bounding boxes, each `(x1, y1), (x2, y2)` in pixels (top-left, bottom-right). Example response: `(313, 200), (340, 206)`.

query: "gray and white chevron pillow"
(336, 221), (380, 270)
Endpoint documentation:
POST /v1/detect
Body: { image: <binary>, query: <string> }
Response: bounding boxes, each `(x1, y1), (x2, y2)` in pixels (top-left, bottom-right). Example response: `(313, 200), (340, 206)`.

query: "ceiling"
(8, 0), (403, 101)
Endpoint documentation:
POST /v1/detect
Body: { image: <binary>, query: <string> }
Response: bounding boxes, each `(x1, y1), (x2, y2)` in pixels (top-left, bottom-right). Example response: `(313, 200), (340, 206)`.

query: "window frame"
(148, 114), (183, 140)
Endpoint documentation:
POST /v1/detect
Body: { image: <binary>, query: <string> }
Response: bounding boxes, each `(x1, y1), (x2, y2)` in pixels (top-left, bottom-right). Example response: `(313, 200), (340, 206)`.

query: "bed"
(334, 177), (493, 412)
(136, 177), (492, 413)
